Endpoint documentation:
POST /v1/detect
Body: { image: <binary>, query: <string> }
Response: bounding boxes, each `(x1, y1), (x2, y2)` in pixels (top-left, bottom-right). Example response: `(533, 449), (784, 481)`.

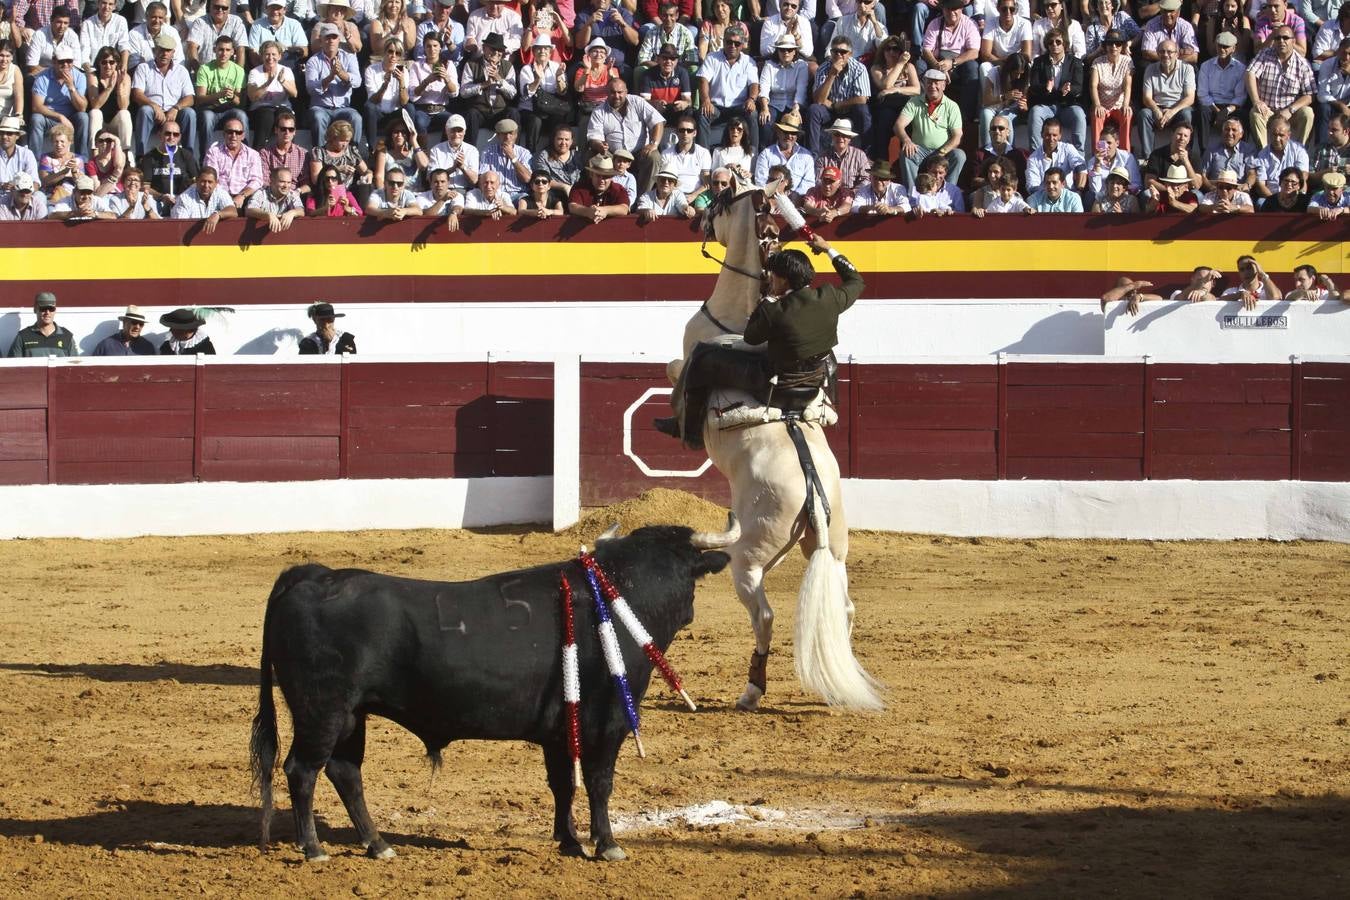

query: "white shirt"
(851, 180), (911, 212)
(170, 184), (236, 218)
(982, 17), (1033, 60)
(463, 187), (512, 212)
(247, 66), (295, 108)
(660, 145), (711, 194)
(700, 51), (758, 108)
(984, 193), (1032, 213)
(1025, 142), (1086, 193)
(80, 14), (131, 68)
(364, 62), (407, 115)
(427, 140), (480, 192)
(911, 189), (953, 212)
(408, 59), (459, 106)
(635, 188), (689, 216)
(758, 58), (810, 111)
(1202, 188), (1254, 208)
(759, 15), (814, 60)
(370, 187), (418, 209)
(25, 27), (82, 71)
(465, 7), (524, 54)
(414, 189), (464, 213)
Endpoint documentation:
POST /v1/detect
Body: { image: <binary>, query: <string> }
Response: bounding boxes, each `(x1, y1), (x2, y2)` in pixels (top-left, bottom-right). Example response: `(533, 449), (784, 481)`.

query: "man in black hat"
(159, 308), (217, 355)
(299, 302), (357, 354)
(92, 305), (157, 356)
(743, 233), (863, 385)
(460, 32), (518, 141)
(8, 291), (77, 357)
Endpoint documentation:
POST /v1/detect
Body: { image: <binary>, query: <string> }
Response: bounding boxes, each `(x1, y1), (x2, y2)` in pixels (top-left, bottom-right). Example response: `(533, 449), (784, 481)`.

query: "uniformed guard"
(7, 291), (77, 358)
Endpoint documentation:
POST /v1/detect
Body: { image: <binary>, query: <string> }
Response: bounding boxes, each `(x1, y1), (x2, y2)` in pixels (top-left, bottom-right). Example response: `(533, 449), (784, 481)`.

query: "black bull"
(250, 526), (730, 863)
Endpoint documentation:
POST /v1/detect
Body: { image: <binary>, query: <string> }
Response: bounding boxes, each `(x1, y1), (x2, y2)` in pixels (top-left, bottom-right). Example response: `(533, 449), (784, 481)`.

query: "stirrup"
(652, 416), (680, 438)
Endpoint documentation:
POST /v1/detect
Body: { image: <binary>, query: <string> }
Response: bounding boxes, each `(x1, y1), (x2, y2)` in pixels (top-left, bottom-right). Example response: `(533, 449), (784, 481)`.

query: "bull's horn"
(691, 514), (740, 549)
(595, 522), (621, 543)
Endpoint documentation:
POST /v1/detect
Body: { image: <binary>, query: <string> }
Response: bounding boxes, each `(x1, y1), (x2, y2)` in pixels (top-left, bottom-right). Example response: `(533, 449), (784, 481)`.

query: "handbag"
(533, 89), (573, 120)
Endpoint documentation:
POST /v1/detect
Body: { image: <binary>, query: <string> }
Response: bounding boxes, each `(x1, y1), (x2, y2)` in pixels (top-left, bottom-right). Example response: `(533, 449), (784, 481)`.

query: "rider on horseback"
(654, 232), (863, 443)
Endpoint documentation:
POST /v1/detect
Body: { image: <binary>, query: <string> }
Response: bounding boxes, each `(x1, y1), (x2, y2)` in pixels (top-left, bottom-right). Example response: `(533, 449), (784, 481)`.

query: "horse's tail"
(791, 432), (885, 711)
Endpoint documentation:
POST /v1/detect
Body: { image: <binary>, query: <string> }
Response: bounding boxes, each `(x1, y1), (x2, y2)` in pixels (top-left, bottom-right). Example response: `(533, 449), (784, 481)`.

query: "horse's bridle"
(698, 186), (781, 332)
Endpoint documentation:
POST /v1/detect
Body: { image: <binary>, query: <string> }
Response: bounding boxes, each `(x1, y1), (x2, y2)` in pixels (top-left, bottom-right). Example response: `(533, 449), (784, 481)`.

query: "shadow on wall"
(236, 328), (305, 355)
(998, 310), (1104, 355)
(0, 310), (19, 352)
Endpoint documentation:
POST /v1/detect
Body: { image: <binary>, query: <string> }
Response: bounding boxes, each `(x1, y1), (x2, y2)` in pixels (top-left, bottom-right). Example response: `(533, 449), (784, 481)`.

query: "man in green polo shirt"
(194, 35), (247, 159)
(895, 68), (965, 190)
(8, 292), (77, 357)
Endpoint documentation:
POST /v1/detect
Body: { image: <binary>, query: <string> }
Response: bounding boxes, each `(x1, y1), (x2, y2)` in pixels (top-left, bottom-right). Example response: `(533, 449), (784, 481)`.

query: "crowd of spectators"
(0, 0), (1344, 221)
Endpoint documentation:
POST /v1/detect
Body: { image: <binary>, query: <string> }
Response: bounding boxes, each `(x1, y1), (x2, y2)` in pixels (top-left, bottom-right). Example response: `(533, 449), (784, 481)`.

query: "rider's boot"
(652, 416), (680, 438)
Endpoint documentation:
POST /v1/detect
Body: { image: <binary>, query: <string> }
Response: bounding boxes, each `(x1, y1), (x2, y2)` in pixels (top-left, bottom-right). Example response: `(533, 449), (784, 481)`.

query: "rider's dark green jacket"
(743, 254), (864, 371)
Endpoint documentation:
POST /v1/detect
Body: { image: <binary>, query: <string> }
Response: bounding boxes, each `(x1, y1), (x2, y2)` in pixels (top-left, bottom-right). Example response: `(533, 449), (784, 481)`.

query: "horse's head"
(702, 178), (784, 259)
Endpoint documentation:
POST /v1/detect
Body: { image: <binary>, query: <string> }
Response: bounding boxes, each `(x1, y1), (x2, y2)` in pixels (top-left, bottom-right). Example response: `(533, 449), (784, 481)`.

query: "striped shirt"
(812, 57), (870, 104)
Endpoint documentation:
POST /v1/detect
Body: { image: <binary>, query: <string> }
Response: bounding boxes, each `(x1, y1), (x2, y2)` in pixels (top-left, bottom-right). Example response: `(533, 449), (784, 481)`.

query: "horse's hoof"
(303, 849), (330, 863)
(596, 844), (627, 862)
(367, 843), (396, 860)
(735, 683), (763, 712)
(558, 841), (589, 858)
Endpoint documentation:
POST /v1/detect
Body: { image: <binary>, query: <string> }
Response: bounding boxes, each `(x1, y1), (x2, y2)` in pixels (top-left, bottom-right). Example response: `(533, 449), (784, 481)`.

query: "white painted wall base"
(0, 476), (552, 540)
(842, 479), (1350, 542)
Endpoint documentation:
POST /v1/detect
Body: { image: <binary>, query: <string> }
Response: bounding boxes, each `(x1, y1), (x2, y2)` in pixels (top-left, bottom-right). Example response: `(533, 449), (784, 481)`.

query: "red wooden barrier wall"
(578, 359), (1350, 506)
(0, 360), (553, 486)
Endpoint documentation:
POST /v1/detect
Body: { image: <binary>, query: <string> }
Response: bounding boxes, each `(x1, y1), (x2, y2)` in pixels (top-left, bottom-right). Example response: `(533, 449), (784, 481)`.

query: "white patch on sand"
(613, 800), (891, 833)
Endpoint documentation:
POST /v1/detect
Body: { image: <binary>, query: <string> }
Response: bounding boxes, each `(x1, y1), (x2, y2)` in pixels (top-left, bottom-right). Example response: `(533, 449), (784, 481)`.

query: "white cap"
(445, 113), (466, 131)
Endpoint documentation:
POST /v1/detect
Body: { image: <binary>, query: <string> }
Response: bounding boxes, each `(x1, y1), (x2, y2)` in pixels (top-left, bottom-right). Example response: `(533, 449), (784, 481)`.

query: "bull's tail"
(251, 565), (316, 852)
(788, 426), (885, 712)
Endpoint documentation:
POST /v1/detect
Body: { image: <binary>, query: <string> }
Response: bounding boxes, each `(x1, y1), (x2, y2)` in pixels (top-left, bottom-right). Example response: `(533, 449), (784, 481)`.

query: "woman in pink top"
(306, 163), (363, 216)
(1090, 29), (1132, 150)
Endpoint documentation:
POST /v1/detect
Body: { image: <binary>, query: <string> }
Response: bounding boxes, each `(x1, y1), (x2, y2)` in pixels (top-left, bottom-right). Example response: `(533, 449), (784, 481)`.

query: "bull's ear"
(692, 550), (730, 578)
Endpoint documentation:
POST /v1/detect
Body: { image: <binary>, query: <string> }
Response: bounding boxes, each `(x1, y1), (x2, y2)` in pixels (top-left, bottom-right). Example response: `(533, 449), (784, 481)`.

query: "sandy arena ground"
(0, 490), (1346, 898)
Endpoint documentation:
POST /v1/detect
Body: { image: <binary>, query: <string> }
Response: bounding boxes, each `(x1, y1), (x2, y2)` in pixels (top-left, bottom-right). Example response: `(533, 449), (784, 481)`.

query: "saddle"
(660, 340), (838, 451)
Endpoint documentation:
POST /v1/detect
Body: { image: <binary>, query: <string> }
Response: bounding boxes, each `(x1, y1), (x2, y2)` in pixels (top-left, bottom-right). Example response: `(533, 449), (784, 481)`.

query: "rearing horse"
(667, 183), (884, 712)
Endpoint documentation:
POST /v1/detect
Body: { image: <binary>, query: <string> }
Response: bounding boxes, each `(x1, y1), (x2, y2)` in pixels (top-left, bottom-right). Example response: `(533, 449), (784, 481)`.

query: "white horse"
(669, 184), (884, 712)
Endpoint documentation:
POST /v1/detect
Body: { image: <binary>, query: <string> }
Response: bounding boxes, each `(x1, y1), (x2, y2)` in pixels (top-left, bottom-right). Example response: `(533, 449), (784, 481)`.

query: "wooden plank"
(489, 361), (555, 399)
(53, 366), (195, 385)
(348, 405), (461, 429)
(855, 427), (996, 454)
(1151, 377), (1291, 403)
(0, 432), (47, 460)
(50, 409), (194, 439)
(1300, 404), (1350, 430)
(53, 460), (195, 485)
(1007, 363), (1143, 386)
(1299, 455), (1350, 481)
(201, 407), (341, 437)
(1152, 429), (1290, 456)
(199, 457), (340, 481)
(854, 452), (996, 480)
(1150, 403), (1291, 430)
(348, 427), (457, 454)
(491, 449), (551, 476)
(347, 452), (455, 479)
(1151, 454), (1292, 480)
(1299, 430), (1350, 456)
(202, 435), (339, 461)
(853, 364), (998, 384)
(1005, 432), (1145, 458)
(201, 380), (338, 411)
(1006, 457), (1144, 480)
(346, 378), (490, 408)
(50, 436), (193, 463)
(349, 361), (487, 383)
(1299, 377), (1350, 405)
(857, 402), (997, 429)
(0, 369), (46, 409)
(1006, 407), (1144, 432)
(579, 363), (670, 380)
(0, 408), (48, 433)
(1151, 363), (1291, 382)
(855, 381), (997, 405)
(55, 380), (195, 411)
(205, 364), (340, 383)
(1300, 362), (1350, 380)
(0, 459), (47, 484)
(1006, 384), (1141, 409)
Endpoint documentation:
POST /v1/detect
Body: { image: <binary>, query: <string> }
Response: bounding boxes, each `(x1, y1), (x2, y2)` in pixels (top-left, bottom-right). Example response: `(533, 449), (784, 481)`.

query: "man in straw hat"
(816, 117), (868, 189)
(8, 291), (77, 358)
(567, 153), (631, 221)
(851, 160), (912, 215)
(0, 116), (38, 201)
(753, 106), (814, 196)
(635, 165), (694, 221)
(1197, 168), (1255, 213)
(1090, 166), (1142, 213)
(93, 306), (157, 356)
(1148, 163), (1200, 213)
